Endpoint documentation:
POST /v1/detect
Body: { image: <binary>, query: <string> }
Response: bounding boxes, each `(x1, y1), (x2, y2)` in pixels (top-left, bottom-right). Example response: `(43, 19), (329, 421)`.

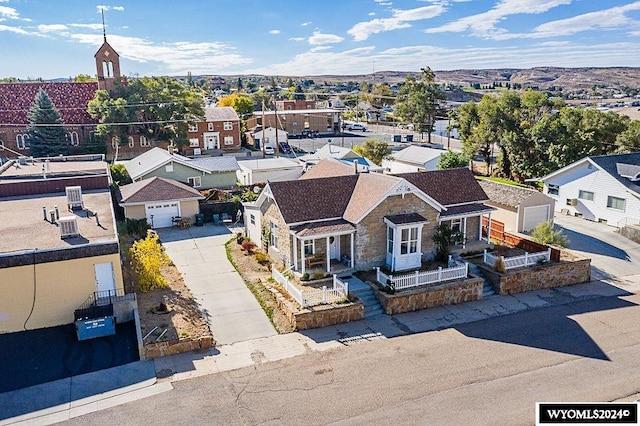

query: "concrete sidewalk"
(157, 225), (277, 345)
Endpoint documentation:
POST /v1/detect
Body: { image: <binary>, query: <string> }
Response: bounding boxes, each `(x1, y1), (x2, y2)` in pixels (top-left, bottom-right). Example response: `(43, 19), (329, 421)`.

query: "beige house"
(245, 161), (493, 275)
(0, 155), (125, 333)
(117, 177), (204, 229)
(478, 180), (555, 233)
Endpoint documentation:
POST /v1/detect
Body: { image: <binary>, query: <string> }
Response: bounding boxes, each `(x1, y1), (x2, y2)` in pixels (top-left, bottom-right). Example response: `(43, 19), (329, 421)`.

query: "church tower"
(94, 11), (121, 92)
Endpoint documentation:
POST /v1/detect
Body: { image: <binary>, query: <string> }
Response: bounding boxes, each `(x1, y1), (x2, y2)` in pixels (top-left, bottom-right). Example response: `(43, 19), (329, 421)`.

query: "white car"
(264, 145), (275, 155)
(346, 123), (367, 131)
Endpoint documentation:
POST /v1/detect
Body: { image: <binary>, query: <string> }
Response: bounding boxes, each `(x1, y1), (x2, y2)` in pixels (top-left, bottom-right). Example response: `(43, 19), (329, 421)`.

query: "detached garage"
(117, 177), (204, 228)
(478, 180), (555, 233)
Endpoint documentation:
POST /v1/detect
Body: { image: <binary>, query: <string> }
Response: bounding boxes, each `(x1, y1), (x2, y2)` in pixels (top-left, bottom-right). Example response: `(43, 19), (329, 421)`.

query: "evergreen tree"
(27, 89), (69, 157)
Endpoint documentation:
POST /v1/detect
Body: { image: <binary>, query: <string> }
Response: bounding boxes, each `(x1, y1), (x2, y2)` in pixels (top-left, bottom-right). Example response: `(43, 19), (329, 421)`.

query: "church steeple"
(94, 10), (121, 92)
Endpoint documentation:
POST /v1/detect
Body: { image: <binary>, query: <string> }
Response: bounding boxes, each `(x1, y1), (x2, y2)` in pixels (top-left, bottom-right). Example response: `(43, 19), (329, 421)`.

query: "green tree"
(531, 221), (568, 247)
(109, 163), (132, 186)
(73, 74), (94, 82)
(395, 67), (445, 144)
(437, 151), (469, 170)
(218, 92), (255, 117)
(432, 223), (463, 262)
(353, 139), (391, 165)
(26, 88), (69, 157)
(616, 119), (640, 152)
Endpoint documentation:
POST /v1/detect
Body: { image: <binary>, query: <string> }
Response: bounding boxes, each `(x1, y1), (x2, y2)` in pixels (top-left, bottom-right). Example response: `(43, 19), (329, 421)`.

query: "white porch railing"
(483, 248), (551, 270)
(271, 266), (349, 308)
(375, 256), (469, 291)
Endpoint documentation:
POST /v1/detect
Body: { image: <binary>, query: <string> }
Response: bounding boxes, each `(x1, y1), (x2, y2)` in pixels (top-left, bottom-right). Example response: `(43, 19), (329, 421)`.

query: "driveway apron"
(158, 226), (276, 345)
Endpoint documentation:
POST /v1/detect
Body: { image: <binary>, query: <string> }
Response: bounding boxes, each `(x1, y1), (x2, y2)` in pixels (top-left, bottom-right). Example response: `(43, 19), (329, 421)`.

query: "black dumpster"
(393, 135), (401, 142)
(405, 134), (413, 142)
(195, 213), (204, 226)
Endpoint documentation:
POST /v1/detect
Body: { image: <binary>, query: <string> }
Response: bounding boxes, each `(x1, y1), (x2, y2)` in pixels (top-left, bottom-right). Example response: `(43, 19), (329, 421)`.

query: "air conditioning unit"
(193, 148), (202, 156)
(58, 216), (79, 238)
(66, 186), (84, 210)
(569, 198), (578, 206)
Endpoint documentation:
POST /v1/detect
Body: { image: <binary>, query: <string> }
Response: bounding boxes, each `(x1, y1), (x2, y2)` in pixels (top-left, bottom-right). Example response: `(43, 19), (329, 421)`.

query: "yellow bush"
(129, 231), (170, 292)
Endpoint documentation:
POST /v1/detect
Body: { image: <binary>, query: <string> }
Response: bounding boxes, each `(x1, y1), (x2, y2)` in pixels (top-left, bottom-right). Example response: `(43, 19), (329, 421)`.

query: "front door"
(330, 236), (340, 260)
(204, 132), (219, 150)
(94, 262), (116, 295)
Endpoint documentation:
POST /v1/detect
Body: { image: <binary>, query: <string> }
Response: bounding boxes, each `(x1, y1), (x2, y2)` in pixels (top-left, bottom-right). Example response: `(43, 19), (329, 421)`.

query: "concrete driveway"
(554, 214), (640, 281)
(157, 225), (276, 345)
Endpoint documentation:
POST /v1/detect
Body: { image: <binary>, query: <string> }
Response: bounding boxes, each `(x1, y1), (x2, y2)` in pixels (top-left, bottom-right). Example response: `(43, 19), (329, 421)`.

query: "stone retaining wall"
(479, 250), (591, 295)
(144, 335), (215, 359)
(373, 276), (483, 315)
(620, 225), (640, 244)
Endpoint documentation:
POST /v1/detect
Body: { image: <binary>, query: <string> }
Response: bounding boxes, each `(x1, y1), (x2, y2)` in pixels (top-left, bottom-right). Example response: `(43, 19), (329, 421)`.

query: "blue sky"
(2, 0), (640, 79)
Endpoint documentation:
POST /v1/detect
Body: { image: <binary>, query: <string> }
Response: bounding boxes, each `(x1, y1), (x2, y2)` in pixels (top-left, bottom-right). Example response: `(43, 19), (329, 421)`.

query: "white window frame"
(578, 190), (594, 201)
(188, 123), (198, 132)
(607, 196), (626, 211)
(111, 136), (120, 149)
(400, 227), (419, 255)
(207, 122), (214, 131)
(69, 131), (79, 146)
(547, 183), (559, 196)
(250, 214), (255, 225)
(189, 138), (199, 147)
(450, 218), (462, 234)
(270, 221), (279, 249)
(303, 239), (314, 255)
(16, 134), (29, 150)
(140, 135), (150, 147)
(188, 176), (202, 188)
(223, 121), (233, 130)
(224, 136), (234, 146)
(387, 227), (394, 254)
(128, 136), (135, 148)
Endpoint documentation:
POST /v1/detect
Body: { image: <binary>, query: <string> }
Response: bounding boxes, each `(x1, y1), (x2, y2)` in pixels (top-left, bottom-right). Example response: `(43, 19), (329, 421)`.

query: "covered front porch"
(290, 219), (356, 275)
(439, 203), (496, 253)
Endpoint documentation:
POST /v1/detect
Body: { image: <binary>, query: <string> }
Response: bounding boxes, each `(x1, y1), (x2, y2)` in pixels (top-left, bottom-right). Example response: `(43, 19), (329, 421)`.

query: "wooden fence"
(482, 217), (560, 262)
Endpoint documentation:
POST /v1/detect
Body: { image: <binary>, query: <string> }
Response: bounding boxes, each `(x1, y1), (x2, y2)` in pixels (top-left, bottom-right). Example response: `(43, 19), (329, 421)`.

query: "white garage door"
(522, 205), (550, 232)
(146, 202), (179, 228)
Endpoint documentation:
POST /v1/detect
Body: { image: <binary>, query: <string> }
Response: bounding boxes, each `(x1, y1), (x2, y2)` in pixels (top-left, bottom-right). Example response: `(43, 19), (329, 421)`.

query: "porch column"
(325, 236), (330, 273)
(293, 235), (298, 270)
(462, 217), (467, 249)
(350, 233), (354, 268)
(487, 212), (492, 244)
(301, 238), (306, 275)
(478, 215), (482, 241)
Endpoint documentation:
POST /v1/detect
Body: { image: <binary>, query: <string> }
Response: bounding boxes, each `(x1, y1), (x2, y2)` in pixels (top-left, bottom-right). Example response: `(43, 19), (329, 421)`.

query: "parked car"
(264, 145), (275, 155)
(346, 123), (367, 131)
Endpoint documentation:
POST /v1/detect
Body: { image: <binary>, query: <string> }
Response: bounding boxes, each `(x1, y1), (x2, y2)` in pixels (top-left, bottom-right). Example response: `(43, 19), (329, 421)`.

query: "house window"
(188, 176), (201, 188)
(189, 138), (199, 147)
(224, 136), (234, 146)
(16, 134), (29, 149)
(250, 214), (255, 225)
(69, 131), (79, 146)
(165, 164), (174, 173)
(207, 122), (214, 131)
(547, 184), (559, 196)
(140, 136), (150, 147)
(607, 196), (626, 211)
(387, 227), (394, 254)
(128, 136), (135, 147)
(188, 123), (198, 132)
(450, 219), (461, 233)
(270, 221), (278, 248)
(223, 121), (233, 130)
(578, 190), (594, 201)
(303, 240), (314, 255)
(400, 227), (418, 255)
(111, 136), (120, 149)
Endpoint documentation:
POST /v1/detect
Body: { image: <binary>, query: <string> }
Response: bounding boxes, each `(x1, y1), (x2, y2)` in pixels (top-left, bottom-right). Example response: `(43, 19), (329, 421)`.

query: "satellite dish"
(253, 186), (261, 194)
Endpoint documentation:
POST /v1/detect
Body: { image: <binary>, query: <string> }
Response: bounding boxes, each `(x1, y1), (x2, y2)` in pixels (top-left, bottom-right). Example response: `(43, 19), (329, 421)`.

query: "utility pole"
(273, 97), (280, 158)
(261, 101), (266, 159)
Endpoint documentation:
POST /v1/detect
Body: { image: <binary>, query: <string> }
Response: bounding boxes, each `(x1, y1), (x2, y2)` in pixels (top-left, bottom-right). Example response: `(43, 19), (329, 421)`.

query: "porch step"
(465, 258), (497, 298)
(350, 284), (384, 319)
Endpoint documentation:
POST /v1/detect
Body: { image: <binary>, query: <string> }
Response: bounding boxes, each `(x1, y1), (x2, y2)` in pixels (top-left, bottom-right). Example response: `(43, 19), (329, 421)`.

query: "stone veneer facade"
(144, 335), (215, 359)
(373, 277), (483, 315)
(479, 250), (591, 295)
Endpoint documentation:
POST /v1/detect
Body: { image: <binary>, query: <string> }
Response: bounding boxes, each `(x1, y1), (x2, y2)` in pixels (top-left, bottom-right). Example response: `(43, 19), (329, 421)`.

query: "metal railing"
(74, 289), (135, 321)
(376, 256), (468, 291)
(483, 248), (551, 270)
(272, 266), (348, 307)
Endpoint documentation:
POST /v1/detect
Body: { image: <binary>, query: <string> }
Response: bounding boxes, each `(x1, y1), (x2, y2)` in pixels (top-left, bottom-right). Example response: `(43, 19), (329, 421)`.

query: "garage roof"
(478, 180), (544, 208)
(118, 177), (204, 205)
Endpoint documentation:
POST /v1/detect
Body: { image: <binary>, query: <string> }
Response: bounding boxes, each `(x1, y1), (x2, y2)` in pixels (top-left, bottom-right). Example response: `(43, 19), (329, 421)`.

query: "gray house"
(124, 147), (239, 189)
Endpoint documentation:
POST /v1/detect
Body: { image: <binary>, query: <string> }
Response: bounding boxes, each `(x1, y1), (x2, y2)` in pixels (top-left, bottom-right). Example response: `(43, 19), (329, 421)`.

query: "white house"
(538, 152), (640, 227)
(382, 145), (445, 173)
(251, 127), (288, 150)
(297, 142), (384, 173)
(236, 157), (304, 185)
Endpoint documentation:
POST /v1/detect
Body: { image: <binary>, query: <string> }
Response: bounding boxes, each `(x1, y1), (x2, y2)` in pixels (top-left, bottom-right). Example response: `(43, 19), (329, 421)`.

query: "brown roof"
(269, 175), (359, 223)
(299, 158), (355, 180)
(343, 173), (400, 222)
(397, 168), (488, 206)
(385, 213), (429, 225)
(440, 203), (495, 217)
(0, 82), (98, 126)
(291, 219), (355, 237)
(118, 177), (203, 204)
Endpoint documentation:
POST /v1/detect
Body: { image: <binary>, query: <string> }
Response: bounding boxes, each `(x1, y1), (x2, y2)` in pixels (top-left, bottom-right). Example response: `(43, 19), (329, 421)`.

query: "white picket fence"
(483, 248), (551, 270)
(271, 266), (349, 308)
(376, 256), (469, 291)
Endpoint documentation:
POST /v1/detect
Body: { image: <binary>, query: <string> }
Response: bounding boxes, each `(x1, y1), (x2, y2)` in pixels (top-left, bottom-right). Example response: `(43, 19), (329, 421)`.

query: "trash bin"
(393, 135), (401, 142)
(195, 213), (204, 226)
(405, 135), (413, 142)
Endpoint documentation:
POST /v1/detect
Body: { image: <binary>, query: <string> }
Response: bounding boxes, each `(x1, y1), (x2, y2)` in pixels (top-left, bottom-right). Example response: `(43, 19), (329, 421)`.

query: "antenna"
(101, 8), (106, 42)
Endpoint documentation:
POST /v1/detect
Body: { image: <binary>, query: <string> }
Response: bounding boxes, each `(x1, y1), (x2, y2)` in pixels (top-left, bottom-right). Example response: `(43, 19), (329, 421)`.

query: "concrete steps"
(466, 259), (496, 298)
(340, 275), (384, 319)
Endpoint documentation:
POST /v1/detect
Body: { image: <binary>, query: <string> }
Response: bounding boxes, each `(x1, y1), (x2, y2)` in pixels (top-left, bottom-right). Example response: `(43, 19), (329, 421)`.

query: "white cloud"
(97, 5), (125, 12)
(368, 12), (376, 16)
(0, 5), (19, 20)
(289, 36), (306, 42)
(348, 4), (445, 41)
(308, 31), (344, 45)
(0, 23), (30, 35)
(301, 21), (311, 26)
(38, 24), (69, 33)
(424, 0), (571, 39)
(69, 23), (104, 30)
(269, 29), (281, 35)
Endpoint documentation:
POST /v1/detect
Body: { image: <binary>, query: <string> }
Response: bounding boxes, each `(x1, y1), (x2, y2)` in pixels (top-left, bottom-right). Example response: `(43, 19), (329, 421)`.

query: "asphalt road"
(64, 292), (640, 425)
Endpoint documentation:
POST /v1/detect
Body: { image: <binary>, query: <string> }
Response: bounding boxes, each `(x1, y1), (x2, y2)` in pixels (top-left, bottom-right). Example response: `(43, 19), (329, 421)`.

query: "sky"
(2, 0), (640, 79)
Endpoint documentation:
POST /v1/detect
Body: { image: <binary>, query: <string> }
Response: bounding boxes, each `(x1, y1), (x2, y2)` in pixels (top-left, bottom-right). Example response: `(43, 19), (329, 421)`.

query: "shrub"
(432, 223), (464, 262)
(254, 252), (269, 264)
(129, 230), (170, 292)
(531, 221), (568, 248)
(125, 218), (150, 238)
(241, 240), (257, 254)
(493, 256), (506, 273)
(312, 271), (325, 280)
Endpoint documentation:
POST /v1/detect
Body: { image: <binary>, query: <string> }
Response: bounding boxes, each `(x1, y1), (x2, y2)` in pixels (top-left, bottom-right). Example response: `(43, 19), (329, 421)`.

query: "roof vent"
(66, 186), (84, 210)
(58, 216), (79, 238)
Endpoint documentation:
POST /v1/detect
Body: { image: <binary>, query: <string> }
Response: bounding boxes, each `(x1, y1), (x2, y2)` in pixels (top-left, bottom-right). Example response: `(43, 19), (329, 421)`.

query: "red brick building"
(185, 106), (241, 156)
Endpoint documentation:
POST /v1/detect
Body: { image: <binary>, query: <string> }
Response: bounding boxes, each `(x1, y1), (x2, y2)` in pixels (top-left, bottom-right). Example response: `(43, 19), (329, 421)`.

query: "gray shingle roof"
(590, 152), (640, 196)
(478, 180), (540, 208)
(397, 168), (488, 206)
(189, 156), (239, 172)
(204, 106), (240, 122)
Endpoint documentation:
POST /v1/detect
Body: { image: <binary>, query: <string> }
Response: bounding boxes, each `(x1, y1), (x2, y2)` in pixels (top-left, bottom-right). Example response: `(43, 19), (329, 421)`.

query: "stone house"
(244, 164), (493, 275)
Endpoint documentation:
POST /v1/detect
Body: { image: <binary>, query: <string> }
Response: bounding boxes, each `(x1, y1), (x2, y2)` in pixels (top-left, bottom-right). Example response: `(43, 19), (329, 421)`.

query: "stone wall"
(620, 225), (640, 244)
(374, 276), (483, 315)
(144, 335), (215, 359)
(479, 250), (591, 295)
